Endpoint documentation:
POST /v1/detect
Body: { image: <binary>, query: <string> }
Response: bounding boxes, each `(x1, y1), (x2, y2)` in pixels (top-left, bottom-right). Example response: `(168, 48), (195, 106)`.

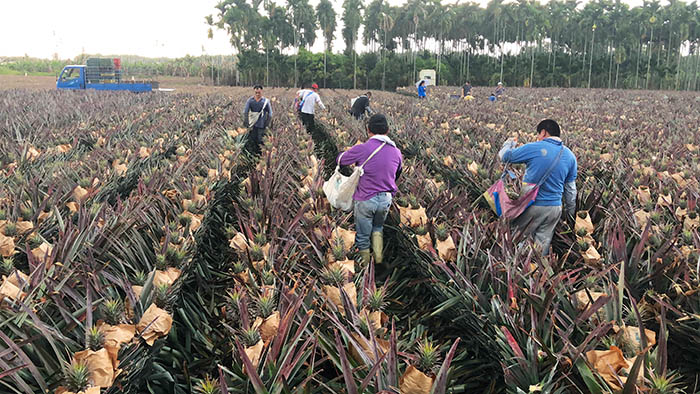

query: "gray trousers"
(512, 205), (562, 255)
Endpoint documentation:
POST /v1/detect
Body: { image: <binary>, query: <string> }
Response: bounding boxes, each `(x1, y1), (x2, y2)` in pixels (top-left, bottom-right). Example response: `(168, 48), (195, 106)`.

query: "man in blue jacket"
(243, 84), (272, 155)
(498, 119), (577, 255)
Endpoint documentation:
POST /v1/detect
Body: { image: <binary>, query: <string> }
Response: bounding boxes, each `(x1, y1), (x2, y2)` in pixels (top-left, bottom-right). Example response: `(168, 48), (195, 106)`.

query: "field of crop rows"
(0, 86), (699, 393)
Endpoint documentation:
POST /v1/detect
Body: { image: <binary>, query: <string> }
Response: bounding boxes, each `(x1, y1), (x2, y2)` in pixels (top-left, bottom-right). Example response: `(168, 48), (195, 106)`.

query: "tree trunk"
(608, 42), (614, 89)
(588, 29), (595, 88)
(675, 41), (682, 90)
(646, 27), (654, 89)
(615, 61), (620, 88)
(635, 38), (641, 88)
(530, 44), (535, 87)
(323, 49), (327, 88)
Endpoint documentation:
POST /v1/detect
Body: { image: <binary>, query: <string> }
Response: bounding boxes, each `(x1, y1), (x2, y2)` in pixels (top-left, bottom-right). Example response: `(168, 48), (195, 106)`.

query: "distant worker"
(462, 81), (472, 97)
(494, 82), (505, 96)
(297, 83), (326, 128)
(349, 92), (373, 120)
(417, 80), (427, 99)
(336, 114), (403, 265)
(243, 84), (272, 155)
(498, 119), (577, 255)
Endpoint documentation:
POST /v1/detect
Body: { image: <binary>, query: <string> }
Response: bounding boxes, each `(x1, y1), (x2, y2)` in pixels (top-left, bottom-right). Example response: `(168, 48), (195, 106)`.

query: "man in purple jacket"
(337, 114), (403, 265)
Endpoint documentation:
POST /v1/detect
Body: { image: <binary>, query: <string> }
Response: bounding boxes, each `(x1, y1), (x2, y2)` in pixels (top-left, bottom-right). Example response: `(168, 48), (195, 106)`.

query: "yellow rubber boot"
(358, 249), (371, 266)
(371, 232), (384, 264)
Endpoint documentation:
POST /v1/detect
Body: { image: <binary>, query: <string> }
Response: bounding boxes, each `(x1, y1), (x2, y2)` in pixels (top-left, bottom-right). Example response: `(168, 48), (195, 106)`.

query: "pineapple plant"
(408, 195), (420, 209)
(0, 258), (14, 277)
(260, 269), (275, 286)
(133, 270), (147, 286)
(415, 225), (428, 236)
(577, 211), (588, 219)
(155, 253), (168, 270)
(0, 209), (5, 221)
(331, 238), (347, 261)
(3, 222), (17, 237)
(20, 206), (33, 221)
(434, 223), (449, 242)
(195, 376), (220, 394)
(367, 288), (387, 312)
(178, 213), (192, 228)
(86, 325), (105, 351)
(240, 327), (262, 347)
(249, 244), (264, 262)
(28, 234), (43, 249)
(321, 266), (346, 286)
(415, 339), (440, 375)
(256, 294), (276, 319)
(101, 299), (124, 326)
(253, 232), (267, 246)
(577, 239), (590, 251)
(232, 261), (246, 275)
(63, 361), (91, 392)
(576, 227), (589, 237)
(396, 196), (409, 208)
(154, 283), (171, 309)
(254, 208), (264, 222)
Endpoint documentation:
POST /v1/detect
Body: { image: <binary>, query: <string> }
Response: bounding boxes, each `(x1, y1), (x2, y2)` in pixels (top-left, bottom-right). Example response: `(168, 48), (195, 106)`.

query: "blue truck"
(57, 58), (159, 92)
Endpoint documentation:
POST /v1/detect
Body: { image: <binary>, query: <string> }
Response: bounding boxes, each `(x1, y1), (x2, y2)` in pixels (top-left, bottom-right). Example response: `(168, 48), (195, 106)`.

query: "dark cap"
(367, 114), (389, 134)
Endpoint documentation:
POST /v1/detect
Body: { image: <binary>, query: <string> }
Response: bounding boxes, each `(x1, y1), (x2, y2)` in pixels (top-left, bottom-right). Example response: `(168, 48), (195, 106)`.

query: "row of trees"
(208, 0), (700, 91)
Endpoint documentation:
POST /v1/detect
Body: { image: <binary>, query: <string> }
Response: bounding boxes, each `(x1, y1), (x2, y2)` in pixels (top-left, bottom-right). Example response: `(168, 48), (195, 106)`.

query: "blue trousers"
(353, 192), (392, 250)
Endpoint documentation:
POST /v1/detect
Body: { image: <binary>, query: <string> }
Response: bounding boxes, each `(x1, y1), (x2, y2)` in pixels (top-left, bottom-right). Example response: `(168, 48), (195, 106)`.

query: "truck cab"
(57, 66), (86, 90)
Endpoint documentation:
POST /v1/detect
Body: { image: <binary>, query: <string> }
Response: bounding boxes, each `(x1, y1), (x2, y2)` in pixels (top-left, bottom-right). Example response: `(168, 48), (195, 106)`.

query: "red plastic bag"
(483, 179), (538, 219)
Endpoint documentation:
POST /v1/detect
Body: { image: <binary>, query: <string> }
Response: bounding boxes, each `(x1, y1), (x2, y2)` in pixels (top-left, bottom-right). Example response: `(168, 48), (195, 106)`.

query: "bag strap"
(300, 91), (312, 107)
(535, 145), (565, 188)
(359, 142), (386, 169)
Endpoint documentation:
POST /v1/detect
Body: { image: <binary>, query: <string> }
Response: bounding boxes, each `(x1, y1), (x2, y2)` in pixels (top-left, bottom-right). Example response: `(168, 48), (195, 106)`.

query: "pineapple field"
(0, 86), (699, 393)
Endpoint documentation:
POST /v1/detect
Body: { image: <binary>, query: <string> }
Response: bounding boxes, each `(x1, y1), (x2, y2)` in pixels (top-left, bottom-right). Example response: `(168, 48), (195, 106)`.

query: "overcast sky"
(1, 0), (650, 60)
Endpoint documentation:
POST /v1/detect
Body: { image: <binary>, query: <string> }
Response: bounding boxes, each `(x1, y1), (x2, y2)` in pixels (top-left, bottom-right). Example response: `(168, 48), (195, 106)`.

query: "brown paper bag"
(228, 232), (248, 250)
(323, 283), (357, 315)
(574, 290), (607, 311)
(416, 233), (433, 251)
(349, 333), (389, 364)
(618, 325), (656, 351)
(582, 245), (601, 265)
(585, 346), (627, 390)
(73, 348), (114, 388)
(684, 215), (699, 231)
(657, 194), (672, 207)
(443, 156), (454, 168)
(66, 202), (79, 213)
(399, 365), (435, 394)
(244, 340), (264, 371)
(436, 236), (457, 261)
(55, 386), (101, 394)
(137, 304), (173, 346)
(73, 186), (89, 202)
(671, 173), (687, 188)
(0, 277), (24, 302)
(675, 207), (687, 220)
(633, 210), (650, 230)
(259, 311), (280, 343)
(16, 221), (34, 235)
(98, 322), (136, 370)
(468, 161), (479, 176)
(329, 259), (355, 279)
(152, 267), (181, 288)
(635, 186), (651, 204)
(5, 270), (29, 287)
(575, 211), (594, 235)
(0, 233), (15, 257)
(361, 309), (388, 333)
(31, 242), (53, 261)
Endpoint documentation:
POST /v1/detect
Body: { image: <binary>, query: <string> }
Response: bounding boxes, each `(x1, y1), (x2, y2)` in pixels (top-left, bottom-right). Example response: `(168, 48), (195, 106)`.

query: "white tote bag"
(323, 142), (386, 212)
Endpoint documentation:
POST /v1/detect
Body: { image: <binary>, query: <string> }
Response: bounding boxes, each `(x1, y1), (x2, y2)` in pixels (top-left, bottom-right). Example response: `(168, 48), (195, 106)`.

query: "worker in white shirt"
(296, 83), (326, 128)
